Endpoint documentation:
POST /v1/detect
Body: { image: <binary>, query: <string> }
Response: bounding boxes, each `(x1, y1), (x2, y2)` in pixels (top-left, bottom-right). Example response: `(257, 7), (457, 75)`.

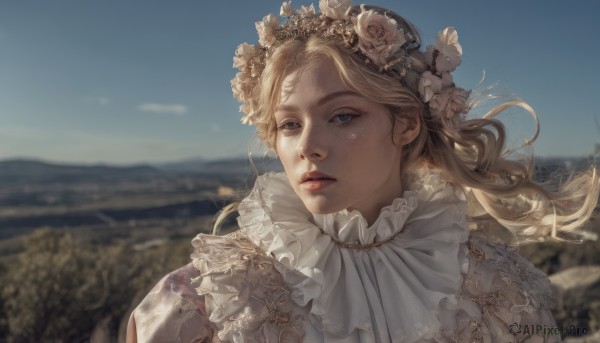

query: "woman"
(127, 1), (599, 342)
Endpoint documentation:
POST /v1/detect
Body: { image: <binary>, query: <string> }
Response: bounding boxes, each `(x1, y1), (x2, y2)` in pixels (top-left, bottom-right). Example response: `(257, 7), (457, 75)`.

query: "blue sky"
(0, 1), (598, 164)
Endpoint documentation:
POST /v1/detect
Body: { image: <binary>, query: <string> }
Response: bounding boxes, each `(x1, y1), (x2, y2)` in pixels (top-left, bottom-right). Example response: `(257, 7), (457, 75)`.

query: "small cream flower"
(429, 87), (470, 119)
(280, 1), (296, 17)
(231, 72), (249, 102)
(240, 105), (254, 124)
(232, 43), (257, 69)
(298, 4), (316, 16)
(417, 71), (442, 103)
(434, 27), (462, 73)
(319, 0), (351, 20)
(354, 7), (407, 65)
(255, 14), (280, 47)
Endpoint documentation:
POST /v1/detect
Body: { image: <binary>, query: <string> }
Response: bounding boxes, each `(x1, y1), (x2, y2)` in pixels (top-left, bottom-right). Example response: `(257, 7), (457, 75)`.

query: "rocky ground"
(518, 212), (600, 341)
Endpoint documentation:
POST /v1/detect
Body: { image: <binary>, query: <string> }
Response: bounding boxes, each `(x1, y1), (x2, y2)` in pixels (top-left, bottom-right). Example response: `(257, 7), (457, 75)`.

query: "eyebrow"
(316, 90), (361, 106)
(275, 90), (361, 112)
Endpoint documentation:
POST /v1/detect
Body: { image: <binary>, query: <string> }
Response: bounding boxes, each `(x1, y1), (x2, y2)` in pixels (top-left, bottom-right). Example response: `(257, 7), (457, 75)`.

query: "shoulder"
(464, 231), (554, 306)
(441, 231), (560, 342)
(192, 230), (307, 342)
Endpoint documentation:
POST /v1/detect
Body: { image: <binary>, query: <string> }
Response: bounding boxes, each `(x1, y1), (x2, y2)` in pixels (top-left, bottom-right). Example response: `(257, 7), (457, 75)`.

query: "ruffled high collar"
(237, 170), (470, 343)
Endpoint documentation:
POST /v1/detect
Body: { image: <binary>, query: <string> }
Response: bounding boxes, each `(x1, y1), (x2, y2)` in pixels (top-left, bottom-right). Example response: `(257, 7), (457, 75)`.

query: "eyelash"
(331, 113), (358, 124)
(277, 122), (300, 131)
(276, 113), (360, 132)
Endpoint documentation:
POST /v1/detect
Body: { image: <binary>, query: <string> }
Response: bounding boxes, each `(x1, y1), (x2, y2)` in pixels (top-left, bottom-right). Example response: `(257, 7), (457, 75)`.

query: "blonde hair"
(213, 34), (600, 243)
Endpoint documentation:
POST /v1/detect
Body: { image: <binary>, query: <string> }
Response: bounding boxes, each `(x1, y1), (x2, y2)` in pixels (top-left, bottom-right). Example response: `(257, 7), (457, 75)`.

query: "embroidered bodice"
(129, 171), (559, 343)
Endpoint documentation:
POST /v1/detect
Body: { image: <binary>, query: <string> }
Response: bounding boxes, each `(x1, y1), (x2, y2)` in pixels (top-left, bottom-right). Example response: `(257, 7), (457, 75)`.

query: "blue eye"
(331, 113), (358, 124)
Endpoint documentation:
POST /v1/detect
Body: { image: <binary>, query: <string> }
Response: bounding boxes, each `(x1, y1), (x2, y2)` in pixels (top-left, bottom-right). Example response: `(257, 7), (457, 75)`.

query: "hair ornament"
(231, 0), (471, 124)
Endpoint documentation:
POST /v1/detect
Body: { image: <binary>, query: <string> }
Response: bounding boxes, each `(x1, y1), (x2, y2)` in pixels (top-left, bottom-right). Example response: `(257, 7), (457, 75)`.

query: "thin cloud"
(137, 103), (188, 116)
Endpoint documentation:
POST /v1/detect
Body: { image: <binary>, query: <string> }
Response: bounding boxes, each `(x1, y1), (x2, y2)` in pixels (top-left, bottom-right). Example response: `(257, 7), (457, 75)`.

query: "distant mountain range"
(155, 156), (283, 174)
(0, 157), (283, 186)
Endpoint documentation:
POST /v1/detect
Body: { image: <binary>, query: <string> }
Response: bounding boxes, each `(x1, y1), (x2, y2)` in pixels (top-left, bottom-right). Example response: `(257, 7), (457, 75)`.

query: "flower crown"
(232, 0), (470, 125)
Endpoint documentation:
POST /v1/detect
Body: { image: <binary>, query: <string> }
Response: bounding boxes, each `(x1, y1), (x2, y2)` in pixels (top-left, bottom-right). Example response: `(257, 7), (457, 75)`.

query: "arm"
(126, 263), (215, 343)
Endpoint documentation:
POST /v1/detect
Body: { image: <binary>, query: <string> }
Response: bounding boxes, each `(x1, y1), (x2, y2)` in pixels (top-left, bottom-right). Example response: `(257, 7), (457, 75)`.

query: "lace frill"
(236, 171), (470, 342)
(182, 171), (557, 342)
(190, 230), (309, 342)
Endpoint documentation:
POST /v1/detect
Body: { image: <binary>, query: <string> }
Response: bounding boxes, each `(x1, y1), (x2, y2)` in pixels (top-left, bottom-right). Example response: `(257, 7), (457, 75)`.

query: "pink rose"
(319, 0), (351, 20)
(429, 87), (470, 119)
(354, 6), (407, 66)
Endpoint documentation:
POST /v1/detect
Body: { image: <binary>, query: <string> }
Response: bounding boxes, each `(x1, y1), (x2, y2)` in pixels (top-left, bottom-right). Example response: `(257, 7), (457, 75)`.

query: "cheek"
(275, 136), (296, 167)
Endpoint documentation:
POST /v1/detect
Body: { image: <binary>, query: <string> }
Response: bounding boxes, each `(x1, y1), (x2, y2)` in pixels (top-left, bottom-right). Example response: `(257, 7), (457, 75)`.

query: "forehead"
(279, 58), (348, 105)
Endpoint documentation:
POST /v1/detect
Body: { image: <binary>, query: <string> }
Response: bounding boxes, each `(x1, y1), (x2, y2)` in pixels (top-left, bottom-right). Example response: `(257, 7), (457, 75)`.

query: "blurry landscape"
(0, 156), (598, 342)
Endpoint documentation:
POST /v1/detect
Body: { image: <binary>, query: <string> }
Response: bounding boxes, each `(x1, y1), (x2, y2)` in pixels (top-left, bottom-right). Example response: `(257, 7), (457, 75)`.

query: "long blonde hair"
(216, 35), (599, 244)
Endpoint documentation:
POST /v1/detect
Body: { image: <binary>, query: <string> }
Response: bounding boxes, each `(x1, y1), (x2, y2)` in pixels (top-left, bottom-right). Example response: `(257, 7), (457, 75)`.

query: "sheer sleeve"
(127, 263), (217, 343)
(432, 231), (561, 343)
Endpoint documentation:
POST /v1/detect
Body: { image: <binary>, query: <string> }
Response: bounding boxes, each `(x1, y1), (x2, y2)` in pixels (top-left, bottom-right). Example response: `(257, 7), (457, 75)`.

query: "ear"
(392, 110), (421, 146)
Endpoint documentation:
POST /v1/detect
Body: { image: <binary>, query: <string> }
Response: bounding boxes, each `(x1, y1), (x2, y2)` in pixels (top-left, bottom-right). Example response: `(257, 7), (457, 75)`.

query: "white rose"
(417, 71), (442, 103)
(298, 4), (316, 16)
(255, 14), (280, 47)
(319, 0), (351, 20)
(434, 27), (462, 73)
(232, 43), (256, 69)
(280, 1), (296, 16)
(354, 7), (407, 66)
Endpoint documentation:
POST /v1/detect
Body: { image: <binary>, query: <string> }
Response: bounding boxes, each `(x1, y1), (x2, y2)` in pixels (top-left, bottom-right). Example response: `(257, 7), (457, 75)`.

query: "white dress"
(128, 171), (559, 343)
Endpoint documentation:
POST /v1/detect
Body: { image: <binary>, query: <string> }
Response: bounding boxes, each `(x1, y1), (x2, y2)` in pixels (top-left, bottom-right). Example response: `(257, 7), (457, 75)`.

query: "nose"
(297, 123), (328, 160)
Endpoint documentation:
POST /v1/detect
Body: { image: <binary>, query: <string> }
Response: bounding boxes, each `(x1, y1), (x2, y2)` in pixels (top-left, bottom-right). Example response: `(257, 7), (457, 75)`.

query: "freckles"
(345, 130), (360, 140)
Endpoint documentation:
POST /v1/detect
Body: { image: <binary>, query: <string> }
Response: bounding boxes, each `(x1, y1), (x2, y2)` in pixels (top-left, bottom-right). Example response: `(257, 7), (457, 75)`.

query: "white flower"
(429, 87), (470, 119)
(233, 43), (257, 69)
(434, 27), (462, 73)
(231, 72), (247, 102)
(417, 71), (442, 103)
(354, 7), (407, 66)
(298, 4), (316, 16)
(255, 14), (280, 47)
(280, 1), (296, 16)
(319, 0), (351, 20)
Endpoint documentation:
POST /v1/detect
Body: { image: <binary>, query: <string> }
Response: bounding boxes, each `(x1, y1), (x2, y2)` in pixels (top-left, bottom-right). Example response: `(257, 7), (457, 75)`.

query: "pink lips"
(300, 171), (336, 191)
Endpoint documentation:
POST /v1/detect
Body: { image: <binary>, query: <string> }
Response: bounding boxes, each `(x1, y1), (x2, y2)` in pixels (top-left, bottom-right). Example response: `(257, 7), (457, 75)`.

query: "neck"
(348, 182), (404, 227)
